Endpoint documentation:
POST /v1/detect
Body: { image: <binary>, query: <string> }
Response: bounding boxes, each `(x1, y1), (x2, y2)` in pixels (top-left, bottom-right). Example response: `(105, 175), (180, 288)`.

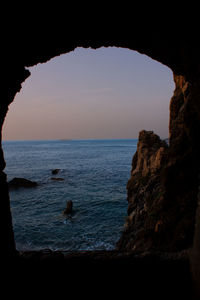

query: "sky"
(3, 47), (174, 140)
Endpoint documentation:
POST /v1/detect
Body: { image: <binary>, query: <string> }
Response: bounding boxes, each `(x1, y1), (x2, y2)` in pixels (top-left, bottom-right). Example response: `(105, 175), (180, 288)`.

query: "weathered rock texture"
(117, 72), (200, 253)
(117, 126), (198, 252)
(1, 18), (200, 295)
(117, 130), (169, 251)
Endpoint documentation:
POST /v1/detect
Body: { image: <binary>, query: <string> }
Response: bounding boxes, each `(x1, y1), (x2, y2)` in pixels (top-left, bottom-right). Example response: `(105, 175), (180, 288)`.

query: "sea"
(2, 139), (137, 252)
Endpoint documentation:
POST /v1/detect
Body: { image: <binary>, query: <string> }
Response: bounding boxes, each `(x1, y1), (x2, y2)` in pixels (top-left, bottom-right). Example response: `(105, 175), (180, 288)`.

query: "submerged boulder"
(63, 200), (73, 215)
(51, 169), (60, 175)
(8, 177), (38, 189)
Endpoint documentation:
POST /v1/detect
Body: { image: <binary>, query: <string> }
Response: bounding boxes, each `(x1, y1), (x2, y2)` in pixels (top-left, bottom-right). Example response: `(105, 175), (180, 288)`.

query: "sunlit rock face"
(116, 130), (168, 251)
(115, 131), (163, 249)
(130, 130), (168, 177)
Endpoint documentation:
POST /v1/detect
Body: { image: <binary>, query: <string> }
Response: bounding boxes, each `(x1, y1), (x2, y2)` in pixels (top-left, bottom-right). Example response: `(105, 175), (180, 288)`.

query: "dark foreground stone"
(8, 177), (38, 189)
(5, 250), (196, 299)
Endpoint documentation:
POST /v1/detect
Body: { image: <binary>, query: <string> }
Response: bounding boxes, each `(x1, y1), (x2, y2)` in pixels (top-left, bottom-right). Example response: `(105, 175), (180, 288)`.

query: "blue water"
(2, 139), (137, 251)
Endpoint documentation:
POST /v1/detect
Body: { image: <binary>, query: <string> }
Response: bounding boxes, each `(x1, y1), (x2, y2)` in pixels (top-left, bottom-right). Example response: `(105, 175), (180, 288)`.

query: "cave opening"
(2, 47), (174, 252)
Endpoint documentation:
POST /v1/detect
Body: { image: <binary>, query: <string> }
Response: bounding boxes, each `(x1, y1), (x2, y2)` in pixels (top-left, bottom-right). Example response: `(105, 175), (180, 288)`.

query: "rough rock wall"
(1, 66), (30, 255)
(190, 182), (200, 297)
(164, 73), (200, 247)
(117, 74), (200, 253)
(117, 130), (169, 251)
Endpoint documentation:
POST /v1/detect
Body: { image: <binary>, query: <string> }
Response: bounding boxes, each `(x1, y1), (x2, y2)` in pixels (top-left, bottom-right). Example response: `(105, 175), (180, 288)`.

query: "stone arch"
(2, 30), (200, 294)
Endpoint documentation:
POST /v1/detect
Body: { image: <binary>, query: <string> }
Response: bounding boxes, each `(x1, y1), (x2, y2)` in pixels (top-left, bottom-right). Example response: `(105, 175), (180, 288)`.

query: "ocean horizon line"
(2, 138), (139, 143)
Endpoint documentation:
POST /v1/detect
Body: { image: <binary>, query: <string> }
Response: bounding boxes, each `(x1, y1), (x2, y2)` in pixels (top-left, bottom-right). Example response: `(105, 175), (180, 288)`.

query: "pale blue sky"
(3, 47), (174, 140)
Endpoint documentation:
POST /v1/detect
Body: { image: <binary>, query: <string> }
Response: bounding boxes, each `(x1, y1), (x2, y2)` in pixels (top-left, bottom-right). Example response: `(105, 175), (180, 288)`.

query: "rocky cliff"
(117, 128), (197, 253)
(117, 130), (169, 251)
(117, 73), (200, 254)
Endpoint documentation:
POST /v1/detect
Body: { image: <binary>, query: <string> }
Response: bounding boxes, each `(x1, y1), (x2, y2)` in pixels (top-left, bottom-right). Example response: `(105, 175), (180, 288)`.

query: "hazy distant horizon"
(2, 136), (168, 142)
(3, 137), (140, 142)
(2, 47), (174, 141)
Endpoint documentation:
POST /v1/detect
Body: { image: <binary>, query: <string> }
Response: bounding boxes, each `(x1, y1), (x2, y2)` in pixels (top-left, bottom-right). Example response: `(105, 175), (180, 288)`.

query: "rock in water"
(51, 169), (60, 175)
(51, 177), (64, 181)
(8, 177), (38, 189)
(63, 200), (73, 215)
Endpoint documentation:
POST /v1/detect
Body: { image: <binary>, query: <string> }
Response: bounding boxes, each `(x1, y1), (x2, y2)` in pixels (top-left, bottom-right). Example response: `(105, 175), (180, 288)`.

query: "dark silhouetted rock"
(8, 177), (38, 189)
(51, 169), (60, 175)
(63, 200), (73, 215)
(51, 177), (64, 181)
